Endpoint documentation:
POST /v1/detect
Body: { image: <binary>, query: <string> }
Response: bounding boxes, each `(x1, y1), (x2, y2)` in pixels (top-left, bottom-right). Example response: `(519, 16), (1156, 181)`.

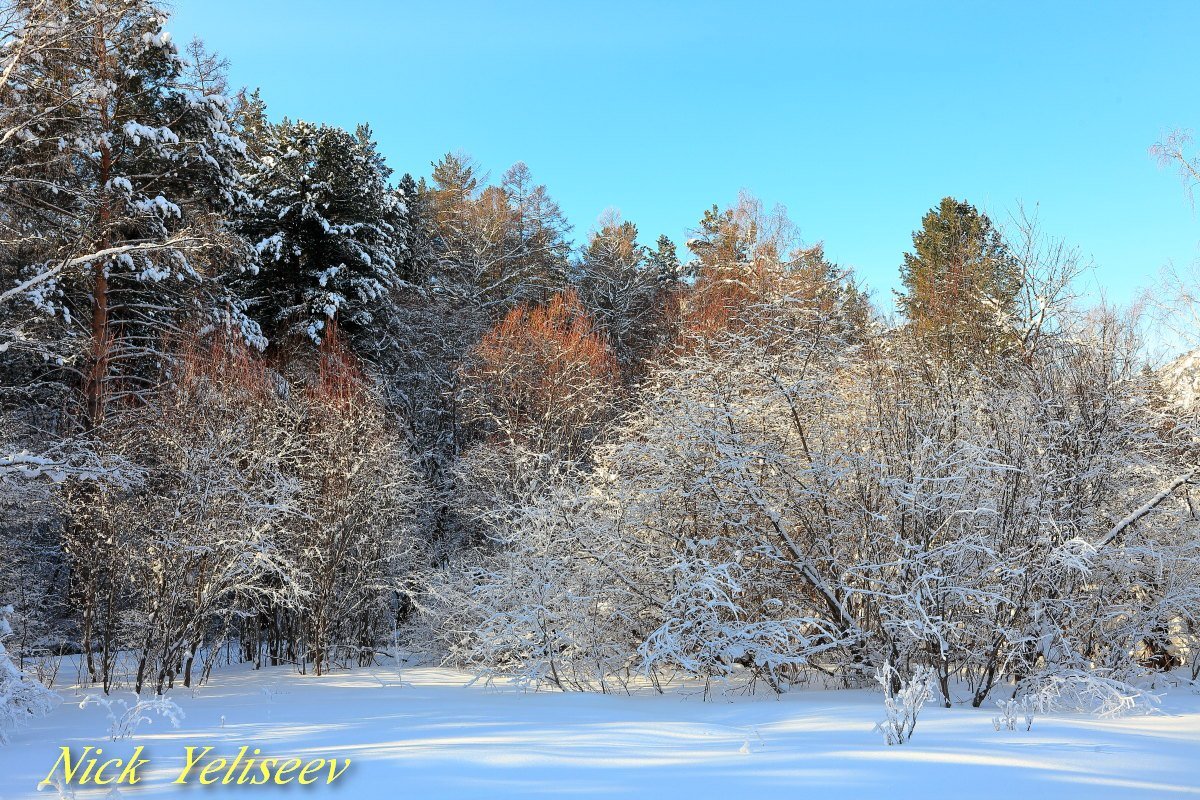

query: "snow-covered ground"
(2, 664), (1199, 799)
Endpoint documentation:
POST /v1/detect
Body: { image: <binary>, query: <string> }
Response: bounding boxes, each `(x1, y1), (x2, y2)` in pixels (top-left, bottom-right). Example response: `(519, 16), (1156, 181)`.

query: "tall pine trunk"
(86, 17), (113, 429)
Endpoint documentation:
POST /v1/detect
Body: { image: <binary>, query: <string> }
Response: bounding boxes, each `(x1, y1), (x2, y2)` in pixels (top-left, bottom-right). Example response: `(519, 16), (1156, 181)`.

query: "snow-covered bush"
(80, 692), (183, 741)
(874, 664), (935, 745)
(282, 331), (426, 676)
(1017, 669), (1160, 718)
(637, 538), (847, 693)
(52, 330), (426, 690)
(425, 465), (651, 692)
(992, 697), (1034, 732)
(0, 605), (58, 744)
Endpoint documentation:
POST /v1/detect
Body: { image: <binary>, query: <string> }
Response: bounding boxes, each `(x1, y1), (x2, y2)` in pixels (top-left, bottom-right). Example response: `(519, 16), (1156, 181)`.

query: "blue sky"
(168, 0), (1200, 309)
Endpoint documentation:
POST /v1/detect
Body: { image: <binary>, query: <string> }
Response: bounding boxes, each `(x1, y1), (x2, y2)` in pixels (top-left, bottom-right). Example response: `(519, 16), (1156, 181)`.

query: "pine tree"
(230, 88), (272, 161)
(683, 193), (800, 335)
(429, 152), (481, 219)
(895, 197), (1020, 361)
(0, 0), (253, 427)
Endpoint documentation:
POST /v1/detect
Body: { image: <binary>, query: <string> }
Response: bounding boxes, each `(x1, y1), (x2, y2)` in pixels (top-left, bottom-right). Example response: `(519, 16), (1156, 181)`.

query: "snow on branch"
(1095, 468), (1197, 548)
(0, 237), (208, 307)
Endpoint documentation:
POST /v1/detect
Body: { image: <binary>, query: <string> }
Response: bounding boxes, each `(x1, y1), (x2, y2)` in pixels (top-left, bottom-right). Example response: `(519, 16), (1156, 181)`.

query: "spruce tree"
(647, 234), (683, 289)
(238, 119), (409, 349)
(574, 216), (656, 368)
(396, 173), (436, 285)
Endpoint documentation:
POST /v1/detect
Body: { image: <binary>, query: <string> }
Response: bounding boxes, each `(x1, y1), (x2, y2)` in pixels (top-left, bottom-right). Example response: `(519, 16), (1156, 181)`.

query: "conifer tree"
(684, 193), (801, 334)
(425, 153), (570, 311)
(574, 214), (659, 369)
(238, 119), (409, 349)
(896, 197), (1020, 361)
(647, 234), (683, 289)
(395, 173), (435, 285)
(0, 0), (253, 427)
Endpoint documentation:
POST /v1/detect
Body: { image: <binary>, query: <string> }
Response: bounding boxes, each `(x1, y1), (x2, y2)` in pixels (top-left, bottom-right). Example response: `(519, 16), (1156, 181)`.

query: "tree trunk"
(86, 17), (113, 428)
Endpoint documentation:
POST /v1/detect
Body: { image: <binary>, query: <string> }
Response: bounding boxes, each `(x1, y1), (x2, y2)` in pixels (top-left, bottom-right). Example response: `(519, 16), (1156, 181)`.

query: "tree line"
(2, 0), (1199, 716)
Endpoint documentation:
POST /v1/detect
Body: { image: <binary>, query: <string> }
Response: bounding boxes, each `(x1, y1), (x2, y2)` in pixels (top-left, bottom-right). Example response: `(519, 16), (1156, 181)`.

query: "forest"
(3, 0), (1200, 739)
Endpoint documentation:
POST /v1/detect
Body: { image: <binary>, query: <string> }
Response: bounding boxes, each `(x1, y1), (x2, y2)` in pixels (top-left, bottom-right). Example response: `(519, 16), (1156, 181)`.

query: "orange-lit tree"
(895, 197), (1020, 363)
(460, 289), (619, 461)
(681, 194), (870, 348)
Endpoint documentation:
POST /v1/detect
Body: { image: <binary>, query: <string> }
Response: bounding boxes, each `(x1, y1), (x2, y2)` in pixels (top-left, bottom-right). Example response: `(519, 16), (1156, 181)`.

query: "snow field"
(1, 664), (1197, 799)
